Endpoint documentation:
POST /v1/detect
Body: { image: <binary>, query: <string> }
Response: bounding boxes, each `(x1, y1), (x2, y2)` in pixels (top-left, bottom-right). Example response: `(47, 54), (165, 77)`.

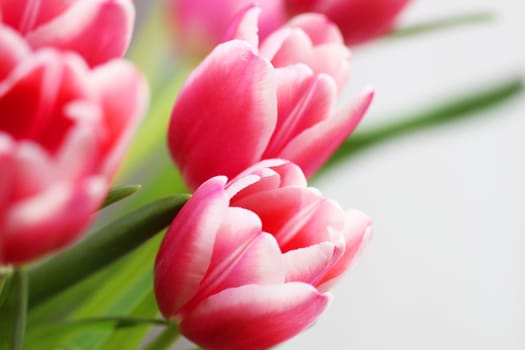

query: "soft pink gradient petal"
(25, 0), (134, 67)
(180, 283), (330, 350)
(222, 4), (260, 49)
(0, 26), (30, 80)
(0, 0), (74, 33)
(154, 177), (229, 319)
(233, 186), (323, 248)
(287, 13), (343, 45)
(168, 40), (277, 190)
(318, 209), (373, 291)
(187, 231), (285, 313)
(279, 88), (374, 178)
(89, 59), (148, 178)
(2, 177), (106, 264)
(284, 241), (342, 286)
(284, 0), (412, 45)
(264, 73), (337, 157)
(281, 197), (345, 252)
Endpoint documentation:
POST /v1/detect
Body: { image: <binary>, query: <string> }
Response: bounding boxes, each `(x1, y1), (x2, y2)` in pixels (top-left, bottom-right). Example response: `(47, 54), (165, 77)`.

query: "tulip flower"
(0, 0), (135, 67)
(168, 6), (373, 190)
(284, 0), (412, 45)
(167, 0), (286, 57)
(155, 159), (372, 350)
(0, 26), (148, 264)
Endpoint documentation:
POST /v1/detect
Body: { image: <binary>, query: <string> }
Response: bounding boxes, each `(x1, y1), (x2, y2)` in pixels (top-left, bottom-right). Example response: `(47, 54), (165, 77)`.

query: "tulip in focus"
(284, 0), (412, 45)
(169, 6), (373, 190)
(155, 159), (371, 350)
(0, 26), (148, 264)
(167, 0), (286, 57)
(0, 0), (135, 67)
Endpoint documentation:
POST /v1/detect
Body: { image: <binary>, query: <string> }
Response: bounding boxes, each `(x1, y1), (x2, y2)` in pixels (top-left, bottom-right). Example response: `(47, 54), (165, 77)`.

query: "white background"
(285, 0), (525, 349)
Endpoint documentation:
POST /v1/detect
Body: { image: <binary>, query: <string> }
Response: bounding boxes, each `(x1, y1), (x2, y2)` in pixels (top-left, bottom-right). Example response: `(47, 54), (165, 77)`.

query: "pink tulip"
(0, 0), (135, 67)
(0, 26), (148, 264)
(154, 159), (372, 350)
(284, 0), (412, 45)
(168, 6), (373, 190)
(167, 0), (286, 57)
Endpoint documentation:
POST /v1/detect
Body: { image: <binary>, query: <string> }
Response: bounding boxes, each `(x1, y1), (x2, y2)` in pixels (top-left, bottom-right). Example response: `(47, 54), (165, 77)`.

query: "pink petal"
(279, 87), (374, 178)
(281, 197), (345, 252)
(180, 283), (330, 350)
(318, 209), (373, 291)
(154, 177), (229, 319)
(222, 4), (260, 49)
(228, 159), (306, 201)
(1, 176), (106, 264)
(0, 0), (74, 33)
(26, 0), (134, 67)
(0, 26), (30, 80)
(287, 13), (344, 45)
(232, 186), (323, 249)
(0, 51), (81, 152)
(168, 40), (277, 190)
(88, 59), (148, 178)
(264, 71), (337, 157)
(284, 241), (343, 286)
(187, 231), (285, 312)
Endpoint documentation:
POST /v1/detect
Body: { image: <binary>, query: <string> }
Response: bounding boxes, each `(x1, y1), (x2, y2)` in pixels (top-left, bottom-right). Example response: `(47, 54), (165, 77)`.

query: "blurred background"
(283, 0), (525, 349)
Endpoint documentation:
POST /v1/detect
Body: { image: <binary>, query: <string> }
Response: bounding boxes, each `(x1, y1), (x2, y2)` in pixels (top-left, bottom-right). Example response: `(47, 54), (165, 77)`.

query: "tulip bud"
(168, 6), (373, 190)
(0, 27), (148, 264)
(155, 159), (372, 350)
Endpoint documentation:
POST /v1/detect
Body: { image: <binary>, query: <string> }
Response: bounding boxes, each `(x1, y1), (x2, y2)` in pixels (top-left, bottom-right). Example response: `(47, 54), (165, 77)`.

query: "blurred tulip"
(0, 26), (148, 264)
(168, 6), (373, 190)
(155, 159), (371, 350)
(284, 0), (411, 45)
(0, 0), (135, 67)
(167, 0), (286, 57)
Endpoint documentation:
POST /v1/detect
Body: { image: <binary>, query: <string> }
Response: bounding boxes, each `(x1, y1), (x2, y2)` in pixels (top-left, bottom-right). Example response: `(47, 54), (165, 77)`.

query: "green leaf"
(0, 269), (28, 350)
(388, 11), (495, 39)
(143, 323), (180, 350)
(322, 76), (524, 173)
(101, 184), (141, 208)
(27, 194), (190, 309)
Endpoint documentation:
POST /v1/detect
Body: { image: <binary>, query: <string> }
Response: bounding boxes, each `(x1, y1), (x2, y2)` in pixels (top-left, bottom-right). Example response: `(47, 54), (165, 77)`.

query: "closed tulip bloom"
(284, 0), (411, 45)
(167, 0), (286, 57)
(0, 0), (135, 67)
(155, 159), (372, 350)
(0, 27), (148, 264)
(169, 6), (373, 190)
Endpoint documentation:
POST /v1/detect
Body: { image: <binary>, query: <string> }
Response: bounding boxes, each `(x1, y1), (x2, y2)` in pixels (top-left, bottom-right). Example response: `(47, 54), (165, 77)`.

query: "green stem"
(0, 265), (13, 305)
(101, 184), (142, 209)
(11, 269), (28, 350)
(143, 323), (180, 350)
(322, 76), (523, 173)
(28, 194), (190, 309)
(388, 11), (495, 39)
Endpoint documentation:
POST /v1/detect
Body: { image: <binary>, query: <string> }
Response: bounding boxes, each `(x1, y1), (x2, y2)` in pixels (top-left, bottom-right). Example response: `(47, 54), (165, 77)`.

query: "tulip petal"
(264, 71), (337, 157)
(318, 210), (373, 291)
(282, 197), (345, 252)
(89, 60), (148, 178)
(0, 26), (30, 80)
(284, 241), (342, 286)
(232, 186), (323, 249)
(154, 177), (229, 319)
(180, 283), (330, 350)
(223, 4), (260, 49)
(279, 88), (374, 178)
(287, 13), (344, 45)
(2, 177), (106, 264)
(168, 40), (277, 190)
(0, 0), (74, 33)
(25, 0), (134, 67)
